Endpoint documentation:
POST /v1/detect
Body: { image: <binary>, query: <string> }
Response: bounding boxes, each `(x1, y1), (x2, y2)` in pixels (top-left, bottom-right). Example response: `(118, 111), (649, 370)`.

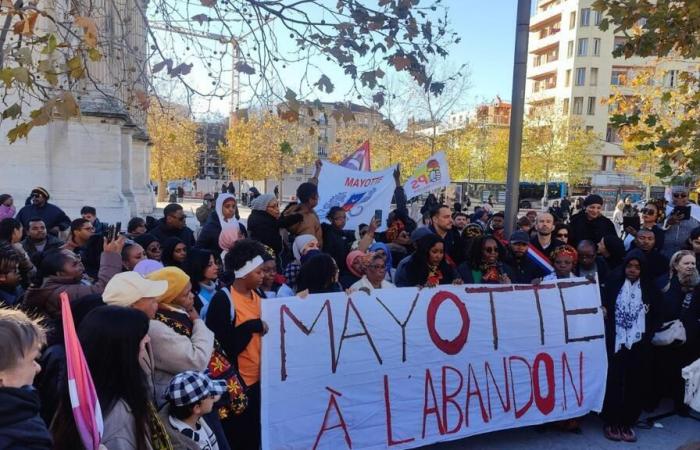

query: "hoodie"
(0, 387), (52, 449)
(23, 250), (121, 319)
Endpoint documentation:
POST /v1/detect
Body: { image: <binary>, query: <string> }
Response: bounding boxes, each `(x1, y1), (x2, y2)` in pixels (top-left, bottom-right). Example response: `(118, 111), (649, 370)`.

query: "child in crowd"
(543, 245), (578, 280)
(162, 371), (227, 450)
(0, 246), (22, 306)
(0, 309), (51, 449)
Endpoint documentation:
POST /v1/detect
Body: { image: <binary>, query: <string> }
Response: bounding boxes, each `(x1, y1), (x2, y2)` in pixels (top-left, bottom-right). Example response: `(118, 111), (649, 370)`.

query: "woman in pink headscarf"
(340, 250), (368, 289)
(0, 194), (16, 220)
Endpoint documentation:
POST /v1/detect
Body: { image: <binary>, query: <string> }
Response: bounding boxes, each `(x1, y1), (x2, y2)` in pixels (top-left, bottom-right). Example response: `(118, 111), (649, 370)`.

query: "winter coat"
(569, 211), (617, 247)
(21, 235), (63, 259)
(394, 254), (460, 287)
(150, 218), (196, 248)
(247, 209), (302, 258)
(283, 202), (323, 247)
(505, 253), (548, 284)
(457, 261), (516, 284)
(16, 202), (71, 234)
(101, 399), (154, 450)
(0, 387), (52, 450)
(195, 211), (247, 257)
(659, 276), (700, 347)
(148, 308), (215, 406)
(322, 223), (355, 274)
(23, 250), (121, 319)
(602, 251), (662, 355)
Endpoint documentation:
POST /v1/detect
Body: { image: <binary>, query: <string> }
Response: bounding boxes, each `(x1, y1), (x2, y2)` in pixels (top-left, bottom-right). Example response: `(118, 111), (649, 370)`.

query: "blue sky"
(175, 0), (521, 117)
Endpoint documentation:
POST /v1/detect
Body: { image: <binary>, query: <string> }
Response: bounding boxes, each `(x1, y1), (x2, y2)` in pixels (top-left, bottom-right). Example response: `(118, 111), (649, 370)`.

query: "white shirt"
(351, 275), (395, 292)
(169, 415), (219, 450)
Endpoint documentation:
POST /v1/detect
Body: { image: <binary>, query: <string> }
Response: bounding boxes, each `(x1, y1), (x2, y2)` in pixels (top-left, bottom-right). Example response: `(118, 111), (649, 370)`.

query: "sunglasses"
(673, 193), (688, 198)
(641, 208), (657, 215)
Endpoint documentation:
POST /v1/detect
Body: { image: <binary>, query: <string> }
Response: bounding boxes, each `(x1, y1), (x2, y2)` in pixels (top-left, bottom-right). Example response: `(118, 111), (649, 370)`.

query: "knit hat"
(133, 259), (164, 277)
(583, 194), (604, 207)
(346, 250), (367, 277)
(292, 234), (318, 261)
(103, 272), (168, 307)
(164, 371), (228, 407)
(251, 194), (276, 211)
(146, 267), (190, 304)
(31, 187), (50, 200)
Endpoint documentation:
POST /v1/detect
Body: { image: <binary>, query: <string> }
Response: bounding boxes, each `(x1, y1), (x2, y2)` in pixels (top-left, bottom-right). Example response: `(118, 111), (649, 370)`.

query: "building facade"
(525, 0), (697, 186)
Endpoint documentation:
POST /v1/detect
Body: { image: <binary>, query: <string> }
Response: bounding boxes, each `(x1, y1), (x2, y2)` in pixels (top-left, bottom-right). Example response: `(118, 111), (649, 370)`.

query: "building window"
(573, 97), (584, 115)
(594, 10), (602, 26)
(534, 55), (541, 67)
(567, 40), (574, 58)
(563, 98), (570, 114)
(569, 11), (576, 29)
(664, 70), (679, 87)
(577, 38), (588, 56)
(586, 125), (594, 133)
(601, 156), (616, 171)
(565, 69), (571, 87)
(580, 8), (590, 26)
(592, 38), (601, 56)
(606, 125), (622, 143)
(611, 69), (626, 85)
(590, 68), (598, 86)
(587, 96), (596, 115)
(575, 67), (586, 86)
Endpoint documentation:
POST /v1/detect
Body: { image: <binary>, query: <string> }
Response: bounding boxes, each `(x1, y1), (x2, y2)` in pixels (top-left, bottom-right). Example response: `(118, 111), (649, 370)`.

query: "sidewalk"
(427, 405), (700, 449)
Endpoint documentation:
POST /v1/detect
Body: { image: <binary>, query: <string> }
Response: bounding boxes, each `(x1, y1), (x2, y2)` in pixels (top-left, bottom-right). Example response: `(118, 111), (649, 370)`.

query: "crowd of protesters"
(0, 176), (699, 449)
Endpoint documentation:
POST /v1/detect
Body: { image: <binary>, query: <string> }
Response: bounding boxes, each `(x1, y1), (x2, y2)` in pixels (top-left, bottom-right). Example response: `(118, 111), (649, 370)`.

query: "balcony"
(530, 0), (563, 32)
(530, 29), (561, 52)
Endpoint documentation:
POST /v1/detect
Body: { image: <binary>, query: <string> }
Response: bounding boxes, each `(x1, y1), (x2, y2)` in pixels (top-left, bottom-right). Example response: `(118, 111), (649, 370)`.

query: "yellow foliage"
(220, 112), (316, 183)
(147, 104), (200, 201)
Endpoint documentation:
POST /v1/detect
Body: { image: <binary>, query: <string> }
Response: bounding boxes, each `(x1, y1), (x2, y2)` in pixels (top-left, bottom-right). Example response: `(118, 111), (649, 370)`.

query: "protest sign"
(316, 161), (397, 232)
(261, 280), (607, 450)
(403, 152), (451, 200)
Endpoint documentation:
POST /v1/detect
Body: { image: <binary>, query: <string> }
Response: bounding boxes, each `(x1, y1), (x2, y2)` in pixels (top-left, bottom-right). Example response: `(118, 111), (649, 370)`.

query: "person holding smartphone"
(663, 186), (700, 259)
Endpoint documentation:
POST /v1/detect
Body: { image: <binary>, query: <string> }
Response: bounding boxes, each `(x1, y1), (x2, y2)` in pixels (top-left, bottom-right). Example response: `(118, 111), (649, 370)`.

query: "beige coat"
(148, 314), (215, 406)
(101, 399), (154, 450)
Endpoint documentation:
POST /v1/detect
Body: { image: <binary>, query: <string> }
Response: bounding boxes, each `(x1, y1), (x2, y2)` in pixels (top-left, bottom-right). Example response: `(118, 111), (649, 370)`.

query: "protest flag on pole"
(60, 292), (103, 450)
(339, 140), (371, 171)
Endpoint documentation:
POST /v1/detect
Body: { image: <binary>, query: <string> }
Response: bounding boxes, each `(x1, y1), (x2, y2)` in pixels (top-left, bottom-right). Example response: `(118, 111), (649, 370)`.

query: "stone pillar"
(121, 125), (137, 216)
(43, 116), (131, 223)
(131, 132), (155, 215)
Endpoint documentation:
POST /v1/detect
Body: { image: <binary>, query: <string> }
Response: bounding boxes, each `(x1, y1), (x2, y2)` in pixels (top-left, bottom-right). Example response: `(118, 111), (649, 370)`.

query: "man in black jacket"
(15, 187), (70, 237)
(150, 203), (195, 247)
(506, 231), (548, 283)
(632, 228), (669, 280)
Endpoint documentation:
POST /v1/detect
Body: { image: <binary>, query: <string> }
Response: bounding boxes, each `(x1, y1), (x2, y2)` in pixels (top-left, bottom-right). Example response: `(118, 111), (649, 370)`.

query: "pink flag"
(339, 140), (371, 171)
(60, 292), (103, 450)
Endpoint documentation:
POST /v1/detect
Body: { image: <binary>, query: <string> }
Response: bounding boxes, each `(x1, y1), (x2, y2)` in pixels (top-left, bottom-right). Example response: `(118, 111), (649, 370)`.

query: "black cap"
(509, 230), (530, 243)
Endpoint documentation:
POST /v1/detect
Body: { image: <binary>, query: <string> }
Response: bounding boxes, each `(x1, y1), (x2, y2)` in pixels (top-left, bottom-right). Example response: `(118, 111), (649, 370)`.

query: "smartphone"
(114, 221), (122, 236)
(623, 216), (640, 231)
(374, 209), (383, 225)
(106, 224), (115, 242)
(672, 205), (691, 221)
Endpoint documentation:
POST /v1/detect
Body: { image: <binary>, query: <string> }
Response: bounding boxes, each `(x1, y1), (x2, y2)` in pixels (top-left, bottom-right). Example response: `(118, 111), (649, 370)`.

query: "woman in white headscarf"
(195, 193), (247, 257)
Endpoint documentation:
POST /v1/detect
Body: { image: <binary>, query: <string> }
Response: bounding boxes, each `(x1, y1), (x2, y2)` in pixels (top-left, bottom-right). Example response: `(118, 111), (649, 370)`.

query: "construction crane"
(149, 21), (243, 126)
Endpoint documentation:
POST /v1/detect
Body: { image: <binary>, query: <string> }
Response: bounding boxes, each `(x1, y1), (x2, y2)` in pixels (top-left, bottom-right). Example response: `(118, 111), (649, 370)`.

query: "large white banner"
(261, 279), (607, 450)
(403, 151), (451, 200)
(316, 161), (397, 232)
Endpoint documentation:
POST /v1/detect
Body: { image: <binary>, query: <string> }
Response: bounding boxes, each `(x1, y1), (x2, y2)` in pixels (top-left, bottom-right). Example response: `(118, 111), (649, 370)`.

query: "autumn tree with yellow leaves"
(608, 65), (695, 191)
(219, 112), (316, 197)
(147, 104), (200, 202)
(522, 106), (597, 197)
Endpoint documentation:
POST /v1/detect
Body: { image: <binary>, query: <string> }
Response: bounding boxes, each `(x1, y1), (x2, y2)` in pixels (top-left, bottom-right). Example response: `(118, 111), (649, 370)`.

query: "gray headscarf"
(251, 193), (276, 211)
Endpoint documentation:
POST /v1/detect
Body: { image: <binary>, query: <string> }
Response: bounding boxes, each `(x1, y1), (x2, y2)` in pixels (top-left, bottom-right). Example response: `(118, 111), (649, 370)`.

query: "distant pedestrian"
(227, 182), (236, 195)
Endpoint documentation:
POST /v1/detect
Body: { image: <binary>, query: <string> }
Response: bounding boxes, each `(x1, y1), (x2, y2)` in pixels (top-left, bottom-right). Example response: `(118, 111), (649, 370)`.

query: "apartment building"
(475, 97), (511, 127)
(525, 0), (697, 187)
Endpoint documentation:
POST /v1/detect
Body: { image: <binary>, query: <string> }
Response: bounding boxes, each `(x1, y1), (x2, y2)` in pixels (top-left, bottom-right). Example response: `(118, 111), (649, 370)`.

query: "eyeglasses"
(641, 208), (657, 215)
(81, 226), (95, 232)
(673, 193), (688, 198)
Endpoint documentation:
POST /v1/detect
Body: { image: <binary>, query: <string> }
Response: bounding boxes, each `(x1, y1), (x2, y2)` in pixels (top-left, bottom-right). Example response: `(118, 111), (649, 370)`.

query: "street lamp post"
(504, 0), (532, 236)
